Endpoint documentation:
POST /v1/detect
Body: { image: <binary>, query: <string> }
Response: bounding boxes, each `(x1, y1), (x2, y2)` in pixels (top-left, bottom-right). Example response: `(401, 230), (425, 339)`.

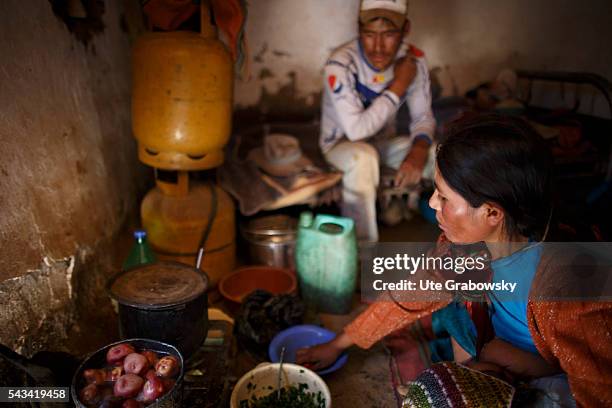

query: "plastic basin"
(219, 266), (297, 303)
(269, 325), (348, 375)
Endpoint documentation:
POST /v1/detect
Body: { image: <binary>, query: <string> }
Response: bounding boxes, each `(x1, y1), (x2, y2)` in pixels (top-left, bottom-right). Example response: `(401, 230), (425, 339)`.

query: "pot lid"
(242, 215), (297, 236)
(108, 262), (208, 309)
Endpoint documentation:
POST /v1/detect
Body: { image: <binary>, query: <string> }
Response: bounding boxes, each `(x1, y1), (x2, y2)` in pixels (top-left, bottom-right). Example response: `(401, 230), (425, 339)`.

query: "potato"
(123, 353), (149, 376)
(106, 343), (135, 364)
(141, 350), (159, 366)
(83, 368), (106, 385)
(79, 383), (100, 405)
(99, 386), (122, 408)
(155, 355), (179, 378)
(113, 374), (144, 399)
(105, 366), (124, 382)
(144, 369), (157, 382)
(141, 376), (165, 403)
(122, 399), (143, 408)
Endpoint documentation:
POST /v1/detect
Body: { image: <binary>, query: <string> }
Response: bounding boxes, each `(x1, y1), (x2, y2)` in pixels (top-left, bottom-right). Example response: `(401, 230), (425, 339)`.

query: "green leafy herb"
(239, 383), (326, 408)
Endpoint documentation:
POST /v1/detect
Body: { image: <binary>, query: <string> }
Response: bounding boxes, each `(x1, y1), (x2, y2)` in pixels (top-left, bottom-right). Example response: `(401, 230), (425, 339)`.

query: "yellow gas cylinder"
(141, 172), (236, 287)
(132, 4), (232, 170)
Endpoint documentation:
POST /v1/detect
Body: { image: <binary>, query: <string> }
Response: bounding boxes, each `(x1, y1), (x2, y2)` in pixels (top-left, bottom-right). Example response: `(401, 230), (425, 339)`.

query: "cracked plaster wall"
(0, 0), (147, 355)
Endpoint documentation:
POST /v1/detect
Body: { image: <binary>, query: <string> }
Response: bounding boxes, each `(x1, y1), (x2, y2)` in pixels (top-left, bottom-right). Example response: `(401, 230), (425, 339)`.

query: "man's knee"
(342, 143), (380, 195)
(345, 142), (379, 172)
(326, 141), (379, 167)
(325, 142), (380, 195)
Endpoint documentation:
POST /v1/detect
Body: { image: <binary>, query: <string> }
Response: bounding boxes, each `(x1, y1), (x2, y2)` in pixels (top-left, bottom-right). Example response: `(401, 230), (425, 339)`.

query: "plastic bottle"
(111, 230), (157, 314)
(123, 230), (157, 269)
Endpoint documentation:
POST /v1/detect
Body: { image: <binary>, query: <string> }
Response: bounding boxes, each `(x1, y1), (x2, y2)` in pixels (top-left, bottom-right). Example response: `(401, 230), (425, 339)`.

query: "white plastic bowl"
(230, 362), (331, 407)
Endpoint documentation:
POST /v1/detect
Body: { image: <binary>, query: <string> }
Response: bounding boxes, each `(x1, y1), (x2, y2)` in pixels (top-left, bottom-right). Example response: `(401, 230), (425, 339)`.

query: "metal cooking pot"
(71, 338), (184, 408)
(241, 215), (297, 269)
(107, 262), (209, 359)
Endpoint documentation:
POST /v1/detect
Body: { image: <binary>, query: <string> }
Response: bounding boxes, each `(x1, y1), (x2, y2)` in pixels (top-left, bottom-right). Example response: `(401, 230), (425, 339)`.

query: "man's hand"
(394, 139), (429, 188)
(388, 56), (417, 98)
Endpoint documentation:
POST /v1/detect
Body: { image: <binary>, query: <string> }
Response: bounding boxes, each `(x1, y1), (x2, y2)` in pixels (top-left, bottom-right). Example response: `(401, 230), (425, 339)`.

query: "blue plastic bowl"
(269, 325), (348, 375)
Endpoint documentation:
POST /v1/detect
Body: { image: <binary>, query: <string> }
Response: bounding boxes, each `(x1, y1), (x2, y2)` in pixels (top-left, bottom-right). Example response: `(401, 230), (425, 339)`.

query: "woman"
(297, 114), (612, 407)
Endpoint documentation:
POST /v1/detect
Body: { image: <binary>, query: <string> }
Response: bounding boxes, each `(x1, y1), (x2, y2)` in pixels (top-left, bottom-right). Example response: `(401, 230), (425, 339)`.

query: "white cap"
(360, 0), (408, 28)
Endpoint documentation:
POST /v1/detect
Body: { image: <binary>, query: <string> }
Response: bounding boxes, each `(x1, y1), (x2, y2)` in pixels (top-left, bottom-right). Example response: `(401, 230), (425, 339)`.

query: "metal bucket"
(71, 338), (184, 407)
(242, 215), (297, 269)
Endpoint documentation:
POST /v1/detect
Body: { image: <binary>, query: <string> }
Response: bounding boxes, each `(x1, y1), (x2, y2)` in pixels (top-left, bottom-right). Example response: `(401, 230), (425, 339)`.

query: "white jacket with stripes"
(319, 38), (435, 153)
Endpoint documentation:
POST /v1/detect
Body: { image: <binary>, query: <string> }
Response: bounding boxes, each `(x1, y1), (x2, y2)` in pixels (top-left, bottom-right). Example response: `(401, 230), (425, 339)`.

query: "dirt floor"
(317, 306), (399, 408)
(229, 214), (440, 408)
(311, 215), (439, 408)
(64, 213), (439, 407)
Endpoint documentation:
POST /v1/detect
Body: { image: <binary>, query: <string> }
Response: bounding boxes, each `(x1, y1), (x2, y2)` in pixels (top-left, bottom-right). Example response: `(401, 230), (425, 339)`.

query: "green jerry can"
(295, 212), (358, 314)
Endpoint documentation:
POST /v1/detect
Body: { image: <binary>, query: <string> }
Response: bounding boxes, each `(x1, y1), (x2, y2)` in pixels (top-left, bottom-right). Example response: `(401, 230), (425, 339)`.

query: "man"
(320, 0), (435, 242)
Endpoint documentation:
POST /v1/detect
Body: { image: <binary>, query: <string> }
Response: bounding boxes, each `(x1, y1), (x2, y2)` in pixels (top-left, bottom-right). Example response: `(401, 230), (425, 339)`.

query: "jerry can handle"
(313, 214), (355, 236)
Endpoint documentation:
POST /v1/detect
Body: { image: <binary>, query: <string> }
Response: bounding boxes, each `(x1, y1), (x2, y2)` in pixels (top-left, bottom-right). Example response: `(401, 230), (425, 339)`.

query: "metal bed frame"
(516, 70), (612, 182)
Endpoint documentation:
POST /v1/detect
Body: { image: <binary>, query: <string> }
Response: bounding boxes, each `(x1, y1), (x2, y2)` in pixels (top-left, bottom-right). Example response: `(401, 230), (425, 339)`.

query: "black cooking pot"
(71, 338), (183, 407)
(107, 262), (209, 359)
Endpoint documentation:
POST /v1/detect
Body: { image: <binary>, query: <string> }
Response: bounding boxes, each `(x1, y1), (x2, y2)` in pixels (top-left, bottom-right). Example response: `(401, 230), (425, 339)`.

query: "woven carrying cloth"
(402, 362), (514, 408)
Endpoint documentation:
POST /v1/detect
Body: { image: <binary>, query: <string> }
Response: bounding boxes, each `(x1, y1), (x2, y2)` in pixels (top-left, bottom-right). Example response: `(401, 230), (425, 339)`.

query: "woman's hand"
(295, 332), (354, 371)
(479, 338), (560, 378)
(465, 359), (515, 383)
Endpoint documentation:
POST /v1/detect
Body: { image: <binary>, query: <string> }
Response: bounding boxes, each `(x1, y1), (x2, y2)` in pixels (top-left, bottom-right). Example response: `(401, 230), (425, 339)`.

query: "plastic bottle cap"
(299, 212), (314, 228)
(134, 230), (147, 239)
